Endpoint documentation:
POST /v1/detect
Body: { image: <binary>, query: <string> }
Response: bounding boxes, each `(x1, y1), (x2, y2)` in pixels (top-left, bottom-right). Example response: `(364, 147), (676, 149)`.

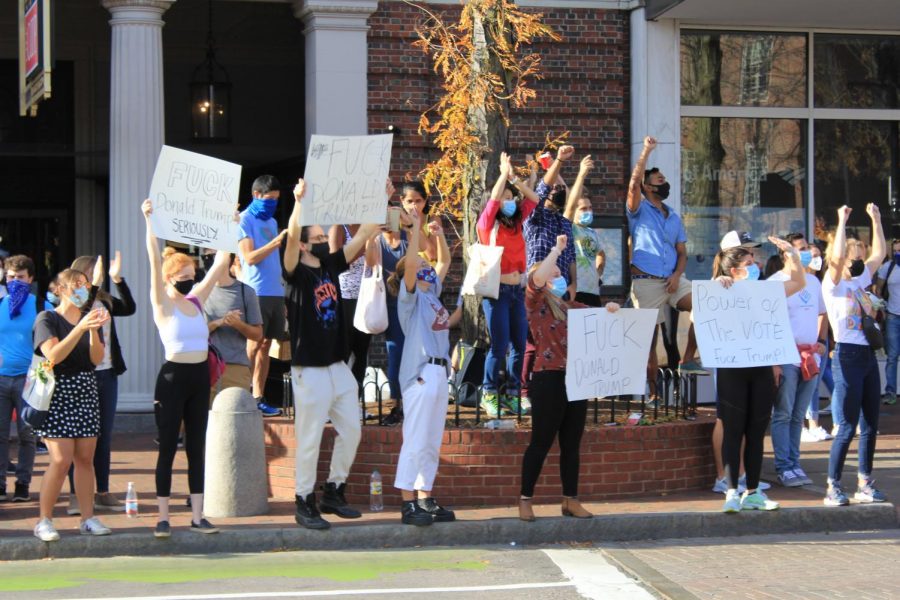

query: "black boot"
(400, 500), (433, 526)
(295, 493), (330, 530)
(319, 482), (361, 519)
(417, 497), (456, 522)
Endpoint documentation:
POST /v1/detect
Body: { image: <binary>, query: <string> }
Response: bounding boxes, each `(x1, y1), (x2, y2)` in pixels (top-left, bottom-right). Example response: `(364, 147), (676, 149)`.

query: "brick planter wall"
(265, 419), (717, 507)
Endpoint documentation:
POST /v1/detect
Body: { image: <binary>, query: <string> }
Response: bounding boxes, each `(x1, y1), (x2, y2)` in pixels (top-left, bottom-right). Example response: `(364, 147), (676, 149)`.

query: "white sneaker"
(722, 489), (742, 513)
(741, 489), (779, 511)
(800, 428), (818, 443)
(34, 518), (60, 542)
(814, 426), (833, 441)
(79, 516), (112, 536)
(778, 470), (803, 487)
(711, 477), (728, 494)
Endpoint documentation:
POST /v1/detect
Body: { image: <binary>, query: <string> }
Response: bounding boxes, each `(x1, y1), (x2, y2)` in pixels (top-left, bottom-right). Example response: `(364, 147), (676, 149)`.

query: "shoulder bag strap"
(490, 220), (500, 246)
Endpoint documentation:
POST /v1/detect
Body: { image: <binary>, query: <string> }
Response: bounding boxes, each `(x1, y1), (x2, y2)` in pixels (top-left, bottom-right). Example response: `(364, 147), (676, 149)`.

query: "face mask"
(549, 275), (568, 298)
(578, 212), (593, 226)
(46, 291), (60, 306)
(310, 242), (330, 261)
(172, 279), (194, 296)
(652, 182), (671, 200)
(416, 267), (438, 285)
(893, 252), (900, 266)
(809, 256), (823, 271)
(549, 187), (567, 209)
(849, 259), (866, 277)
(500, 199), (517, 217)
(248, 198), (278, 221)
(799, 250), (812, 267)
(742, 263), (760, 281)
(70, 286), (90, 308)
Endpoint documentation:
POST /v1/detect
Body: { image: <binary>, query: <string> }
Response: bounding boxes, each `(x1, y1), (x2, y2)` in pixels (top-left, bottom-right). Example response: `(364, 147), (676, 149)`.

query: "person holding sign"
(712, 236), (806, 514)
(822, 204), (888, 507)
(238, 175), (288, 418)
(283, 179), (383, 530)
(518, 235), (619, 522)
(142, 199), (231, 538)
(476, 152), (538, 417)
(386, 205), (455, 527)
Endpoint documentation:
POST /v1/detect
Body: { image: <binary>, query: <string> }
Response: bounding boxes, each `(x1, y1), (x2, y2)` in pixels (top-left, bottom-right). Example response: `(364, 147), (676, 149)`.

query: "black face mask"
(310, 242), (331, 261)
(652, 182), (671, 200)
(172, 279), (194, 296)
(849, 259), (866, 277)
(200, 254), (215, 271)
(549, 187), (567, 209)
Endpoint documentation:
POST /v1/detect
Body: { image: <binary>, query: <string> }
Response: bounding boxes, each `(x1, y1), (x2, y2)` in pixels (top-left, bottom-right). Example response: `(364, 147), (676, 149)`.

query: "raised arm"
(769, 236), (806, 297)
(403, 209), (422, 293)
(627, 136), (656, 214)
(866, 203), (886, 275)
(142, 199), (165, 308)
(827, 205), (851, 286)
(534, 235), (568, 289)
(488, 151), (512, 203)
(543, 145), (574, 187)
(190, 250), (230, 303)
(239, 228), (287, 266)
(564, 155), (594, 222)
(284, 179), (306, 276)
(343, 223), (382, 266)
(432, 220), (450, 283)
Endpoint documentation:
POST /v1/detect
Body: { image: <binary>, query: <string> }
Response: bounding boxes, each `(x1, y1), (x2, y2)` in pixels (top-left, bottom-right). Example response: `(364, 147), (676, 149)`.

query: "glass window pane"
(681, 117), (808, 281)
(814, 120), (900, 239)
(681, 31), (807, 107)
(814, 34), (900, 109)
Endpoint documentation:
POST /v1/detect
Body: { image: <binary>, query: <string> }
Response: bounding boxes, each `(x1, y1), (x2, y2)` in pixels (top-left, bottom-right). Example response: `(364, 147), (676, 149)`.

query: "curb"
(1, 503), (896, 561)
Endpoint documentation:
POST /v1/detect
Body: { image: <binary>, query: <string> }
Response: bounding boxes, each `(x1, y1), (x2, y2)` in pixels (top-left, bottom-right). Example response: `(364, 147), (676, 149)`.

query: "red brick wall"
(366, 2), (632, 367)
(265, 418), (716, 507)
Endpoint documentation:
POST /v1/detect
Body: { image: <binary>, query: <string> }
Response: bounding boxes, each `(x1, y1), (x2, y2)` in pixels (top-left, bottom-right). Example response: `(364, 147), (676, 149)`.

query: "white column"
(103, 0), (174, 412)
(293, 0), (379, 146)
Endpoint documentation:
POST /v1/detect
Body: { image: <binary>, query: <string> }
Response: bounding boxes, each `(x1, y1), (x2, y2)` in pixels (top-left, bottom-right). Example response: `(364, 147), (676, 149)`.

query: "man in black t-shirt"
(284, 178), (383, 530)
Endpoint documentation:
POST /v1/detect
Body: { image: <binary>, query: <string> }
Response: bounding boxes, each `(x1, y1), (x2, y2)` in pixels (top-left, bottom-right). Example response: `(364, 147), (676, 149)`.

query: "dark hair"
(492, 181), (523, 231)
(764, 254), (784, 279)
(299, 226), (311, 244)
(549, 186), (567, 208)
(252, 174), (281, 195)
(643, 167), (660, 183)
(785, 232), (806, 245)
(712, 247), (752, 278)
(400, 181), (430, 215)
(5, 255), (35, 277)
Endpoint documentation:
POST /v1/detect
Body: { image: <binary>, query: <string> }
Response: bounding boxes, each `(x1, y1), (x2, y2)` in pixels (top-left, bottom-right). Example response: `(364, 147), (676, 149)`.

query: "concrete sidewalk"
(2, 406), (898, 561)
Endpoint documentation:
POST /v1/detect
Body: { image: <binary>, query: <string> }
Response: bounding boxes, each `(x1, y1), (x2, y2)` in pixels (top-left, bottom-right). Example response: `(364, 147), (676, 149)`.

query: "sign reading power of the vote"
(302, 134), (393, 226)
(565, 308), (658, 401)
(147, 146), (241, 252)
(692, 280), (800, 368)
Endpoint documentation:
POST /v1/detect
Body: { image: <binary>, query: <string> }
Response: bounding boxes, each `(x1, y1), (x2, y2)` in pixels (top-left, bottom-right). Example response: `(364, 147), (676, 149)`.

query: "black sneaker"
(190, 518), (220, 534)
(320, 482), (361, 519)
(417, 497), (455, 522)
(382, 407), (404, 426)
(12, 483), (30, 503)
(0, 487), (6, 502)
(401, 500), (433, 526)
(295, 493), (331, 530)
(6, 462), (15, 474)
(154, 520), (171, 539)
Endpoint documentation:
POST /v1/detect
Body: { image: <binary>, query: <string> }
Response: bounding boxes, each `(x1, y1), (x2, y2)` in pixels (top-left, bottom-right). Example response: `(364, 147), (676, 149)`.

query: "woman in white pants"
(387, 207), (453, 526)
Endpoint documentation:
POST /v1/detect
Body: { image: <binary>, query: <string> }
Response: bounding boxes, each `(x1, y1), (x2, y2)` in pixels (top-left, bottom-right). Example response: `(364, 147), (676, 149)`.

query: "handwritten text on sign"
(692, 280), (800, 368)
(565, 308), (657, 401)
(302, 134), (393, 226)
(148, 146), (241, 252)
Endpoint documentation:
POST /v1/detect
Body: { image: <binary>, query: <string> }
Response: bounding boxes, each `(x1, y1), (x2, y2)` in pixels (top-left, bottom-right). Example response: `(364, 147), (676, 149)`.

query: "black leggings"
(717, 367), (775, 491)
(520, 370), (587, 497)
(342, 299), (372, 389)
(154, 360), (210, 497)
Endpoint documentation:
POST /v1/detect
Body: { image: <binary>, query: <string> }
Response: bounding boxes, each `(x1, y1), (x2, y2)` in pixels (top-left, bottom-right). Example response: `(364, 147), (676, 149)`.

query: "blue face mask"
(743, 263), (760, 281)
(500, 199), (517, 217)
(549, 276), (568, 298)
(799, 250), (812, 267)
(578, 212), (593, 226)
(46, 291), (60, 306)
(248, 197), (278, 221)
(70, 287), (90, 308)
(416, 267), (438, 285)
(894, 252), (900, 266)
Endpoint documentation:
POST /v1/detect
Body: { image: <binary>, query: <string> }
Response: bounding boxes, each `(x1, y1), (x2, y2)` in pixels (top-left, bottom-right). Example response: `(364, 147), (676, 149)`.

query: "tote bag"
(354, 264), (389, 334)
(462, 222), (503, 299)
(21, 354), (55, 429)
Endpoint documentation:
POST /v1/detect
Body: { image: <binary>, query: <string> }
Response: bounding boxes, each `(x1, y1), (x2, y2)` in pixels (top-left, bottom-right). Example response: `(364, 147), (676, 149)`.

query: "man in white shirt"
(875, 238), (900, 405)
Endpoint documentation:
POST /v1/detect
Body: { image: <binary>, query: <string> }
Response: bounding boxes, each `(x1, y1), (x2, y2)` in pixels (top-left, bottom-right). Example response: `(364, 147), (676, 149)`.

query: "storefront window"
(681, 31), (807, 108)
(814, 35), (900, 109)
(680, 117), (807, 280)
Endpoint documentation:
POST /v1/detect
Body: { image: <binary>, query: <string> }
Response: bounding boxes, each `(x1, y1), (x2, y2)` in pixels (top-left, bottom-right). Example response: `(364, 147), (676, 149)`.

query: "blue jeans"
(884, 312), (900, 394)
(68, 369), (119, 493)
(828, 343), (881, 483)
(482, 284), (527, 394)
(771, 364), (816, 473)
(0, 374), (35, 486)
(385, 302), (405, 401)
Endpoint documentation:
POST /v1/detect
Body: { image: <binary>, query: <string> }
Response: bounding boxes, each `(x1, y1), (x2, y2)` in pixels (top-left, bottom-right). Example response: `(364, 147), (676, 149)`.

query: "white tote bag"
(21, 354), (55, 428)
(354, 264), (389, 334)
(462, 221), (503, 299)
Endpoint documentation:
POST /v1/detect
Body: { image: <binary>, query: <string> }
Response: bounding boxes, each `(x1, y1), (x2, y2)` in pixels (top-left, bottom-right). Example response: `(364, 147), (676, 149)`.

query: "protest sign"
(692, 280), (800, 368)
(565, 308), (657, 401)
(301, 134), (393, 226)
(147, 146), (241, 252)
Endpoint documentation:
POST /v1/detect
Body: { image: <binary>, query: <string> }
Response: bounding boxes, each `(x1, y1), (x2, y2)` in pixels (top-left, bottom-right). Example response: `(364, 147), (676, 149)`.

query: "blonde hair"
(56, 268), (87, 293)
(71, 255), (111, 304)
(161, 247), (195, 280)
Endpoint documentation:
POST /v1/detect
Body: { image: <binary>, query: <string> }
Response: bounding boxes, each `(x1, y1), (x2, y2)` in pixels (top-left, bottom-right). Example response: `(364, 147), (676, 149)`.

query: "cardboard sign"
(301, 134), (393, 226)
(565, 308), (658, 401)
(692, 280), (800, 368)
(147, 146), (242, 252)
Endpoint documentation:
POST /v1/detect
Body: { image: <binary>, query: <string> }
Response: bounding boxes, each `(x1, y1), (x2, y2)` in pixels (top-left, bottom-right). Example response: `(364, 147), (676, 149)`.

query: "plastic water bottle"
(125, 481), (138, 518)
(485, 419), (515, 430)
(369, 470), (383, 512)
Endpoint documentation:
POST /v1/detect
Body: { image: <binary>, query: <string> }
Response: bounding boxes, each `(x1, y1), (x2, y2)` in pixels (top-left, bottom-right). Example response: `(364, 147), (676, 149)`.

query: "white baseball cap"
(720, 230), (761, 250)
